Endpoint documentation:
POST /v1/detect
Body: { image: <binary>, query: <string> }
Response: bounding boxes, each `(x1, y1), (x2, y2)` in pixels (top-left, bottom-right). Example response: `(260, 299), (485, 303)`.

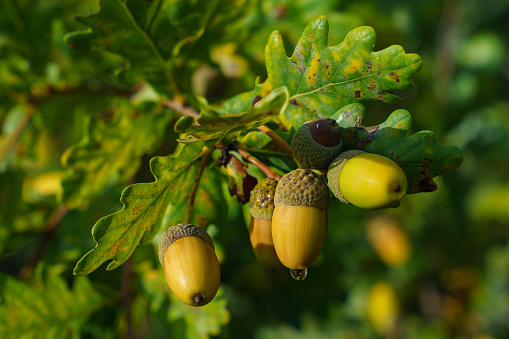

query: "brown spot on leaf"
(416, 177), (438, 192)
(355, 90), (361, 98)
(390, 72), (400, 83)
(289, 99), (298, 105)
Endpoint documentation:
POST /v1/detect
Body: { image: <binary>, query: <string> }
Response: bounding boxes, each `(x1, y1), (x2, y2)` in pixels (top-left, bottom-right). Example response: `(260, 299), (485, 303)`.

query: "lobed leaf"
(175, 86), (289, 144)
(168, 287), (230, 339)
(331, 103), (464, 194)
(66, 0), (176, 94)
(60, 98), (172, 208)
(262, 15), (422, 131)
(161, 165), (228, 230)
(73, 143), (210, 275)
(0, 270), (110, 338)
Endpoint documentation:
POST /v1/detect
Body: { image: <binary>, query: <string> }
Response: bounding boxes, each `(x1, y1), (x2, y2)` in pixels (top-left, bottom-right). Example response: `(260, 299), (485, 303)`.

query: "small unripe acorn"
(249, 178), (283, 269)
(291, 118), (343, 170)
(158, 224), (220, 307)
(272, 169), (330, 275)
(327, 150), (408, 209)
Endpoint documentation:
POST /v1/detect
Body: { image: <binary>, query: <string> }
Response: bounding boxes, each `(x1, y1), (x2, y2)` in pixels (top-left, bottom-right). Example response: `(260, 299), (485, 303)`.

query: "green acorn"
(327, 150), (408, 209)
(291, 118), (343, 170)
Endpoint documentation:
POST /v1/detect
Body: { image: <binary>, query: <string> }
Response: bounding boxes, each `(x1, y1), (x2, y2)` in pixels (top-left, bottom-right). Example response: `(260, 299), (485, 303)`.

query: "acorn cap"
(249, 178), (278, 220)
(274, 169), (330, 209)
(158, 224), (214, 265)
(327, 150), (365, 203)
(291, 118), (343, 170)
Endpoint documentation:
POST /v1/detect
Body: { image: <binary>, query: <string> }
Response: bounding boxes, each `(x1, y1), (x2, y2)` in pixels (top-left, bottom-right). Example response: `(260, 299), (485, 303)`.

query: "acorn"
(291, 118), (343, 170)
(366, 215), (410, 267)
(249, 177), (283, 269)
(158, 224), (220, 306)
(327, 150), (408, 209)
(272, 169), (330, 279)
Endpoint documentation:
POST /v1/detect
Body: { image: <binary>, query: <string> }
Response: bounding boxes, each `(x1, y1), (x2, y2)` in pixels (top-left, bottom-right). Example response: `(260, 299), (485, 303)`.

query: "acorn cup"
(158, 224), (220, 307)
(291, 118), (343, 171)
(249, 177), (284, 269)
(272, 169), (330, 280)
(327, 150), (408, 209)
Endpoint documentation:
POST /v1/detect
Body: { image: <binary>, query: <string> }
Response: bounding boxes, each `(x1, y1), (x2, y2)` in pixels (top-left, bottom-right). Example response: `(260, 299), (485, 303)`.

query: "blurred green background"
(1, 0), (508, 338)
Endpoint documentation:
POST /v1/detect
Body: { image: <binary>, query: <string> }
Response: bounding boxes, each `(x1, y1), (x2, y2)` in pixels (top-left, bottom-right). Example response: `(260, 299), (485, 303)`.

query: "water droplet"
(290, 268), (307, 281)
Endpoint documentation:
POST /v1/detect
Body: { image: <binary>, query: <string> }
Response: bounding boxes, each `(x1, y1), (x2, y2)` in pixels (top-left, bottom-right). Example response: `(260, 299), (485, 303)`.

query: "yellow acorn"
(366, 215), (410, 267)
(328, 150), (408, 209)
(158, 224), (220, 306)
(249, 178), (283, 269)
(272, 169), (330, 279)
(367, 281), (399, 336)
(291, 118), (343, 170)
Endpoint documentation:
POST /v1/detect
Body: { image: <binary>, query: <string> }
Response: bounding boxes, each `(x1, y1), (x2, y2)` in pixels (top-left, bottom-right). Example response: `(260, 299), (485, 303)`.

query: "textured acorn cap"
(158, 224), (214, 265)
(291, 118), (343, 170)
(274, 169), (330, 209)
(249, 178), (278, 220)
(327, 150), (365, 203)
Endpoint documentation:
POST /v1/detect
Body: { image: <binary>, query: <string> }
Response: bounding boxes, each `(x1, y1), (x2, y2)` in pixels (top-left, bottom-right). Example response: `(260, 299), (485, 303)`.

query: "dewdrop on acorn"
(327, 150), (408, 209)
(272, 169), (330, 280)
(158, 224), (220, 306)
(291, 118), (343, 170)
(249, 177), (283, 269)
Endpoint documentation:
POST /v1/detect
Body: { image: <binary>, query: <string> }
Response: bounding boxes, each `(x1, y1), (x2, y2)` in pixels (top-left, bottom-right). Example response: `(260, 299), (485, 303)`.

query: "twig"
(235, 143), (286, 156)
(121, 257), (134, 339)
(257, 125), (293, 159)
(0, 103), (37, 164)
(163, 100), (201, 123)
(183, 147), (214, 225)
(234, 146), (281, 180)
(18, 205), (69, 280)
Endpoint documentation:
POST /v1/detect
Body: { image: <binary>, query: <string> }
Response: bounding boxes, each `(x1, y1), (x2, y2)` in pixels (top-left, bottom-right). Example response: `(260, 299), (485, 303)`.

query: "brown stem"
(0, 103), (36, 164)
(235, 147), (281, 180)
(183, 147), (214, 225)
(163, 99), (200, 121)
(121, 257), (134, 339)
(18, 205), (69, 280)
(257, 125), (293, 159)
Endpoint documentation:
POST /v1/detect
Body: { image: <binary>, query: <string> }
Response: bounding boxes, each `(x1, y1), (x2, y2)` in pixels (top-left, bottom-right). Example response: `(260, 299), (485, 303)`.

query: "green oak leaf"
(60, 98), (171, 208)
(161, 165), (228, 230)
(330, 103), (464, 194)
(175, 85), (289, 144)
(0, 269), (110, 338)
(73, 143), (211, 275)
(66, 0), (175, 94)
(168, 287), (230, 339)
(262, 15), (422, 131)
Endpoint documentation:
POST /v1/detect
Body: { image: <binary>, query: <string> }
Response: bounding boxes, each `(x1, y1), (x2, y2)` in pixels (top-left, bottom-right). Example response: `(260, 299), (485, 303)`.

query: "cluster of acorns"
(158, 118), (408, 306)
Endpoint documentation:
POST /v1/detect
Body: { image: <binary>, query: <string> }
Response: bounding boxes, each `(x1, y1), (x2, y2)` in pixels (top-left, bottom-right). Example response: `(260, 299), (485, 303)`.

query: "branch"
(257, 125), (294, 159)
(18, 205), (69, 280)
(234, 146), (281, 180)
(0, 103), (36, 164)
(183, 147), (214, 225)
(121, 257), (134, 339)
(163, 99), (200, 124)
